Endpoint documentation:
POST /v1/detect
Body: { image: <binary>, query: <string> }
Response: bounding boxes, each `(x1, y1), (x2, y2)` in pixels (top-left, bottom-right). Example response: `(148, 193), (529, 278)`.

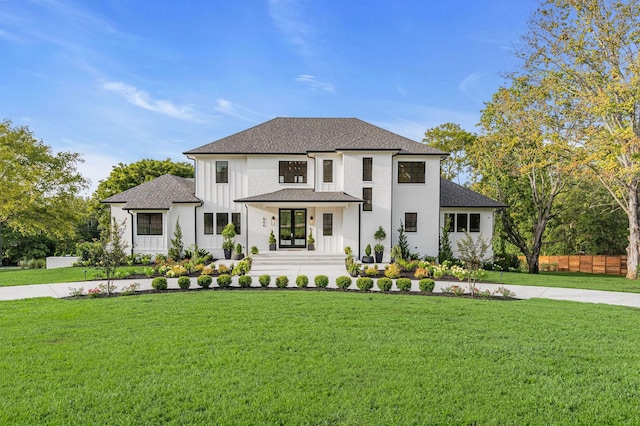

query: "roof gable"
(440, 178), (506, 208)
(102, 174), (201, 210)
(184, 118), (447, 155)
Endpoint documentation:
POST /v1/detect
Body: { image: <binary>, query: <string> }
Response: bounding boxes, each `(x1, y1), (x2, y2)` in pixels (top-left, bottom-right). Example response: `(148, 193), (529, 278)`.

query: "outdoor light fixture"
(271, 216), (276, 226)
(310, 216), (314, 225)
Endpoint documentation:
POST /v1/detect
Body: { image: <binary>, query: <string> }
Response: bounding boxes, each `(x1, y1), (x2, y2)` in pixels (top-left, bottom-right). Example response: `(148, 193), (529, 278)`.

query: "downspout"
(390, 151), (400, 253)
(127, 211), (135, 256)
(358, 205), (361, 260)
(244, 204), (249, 253)
(194, 205), (199, 248)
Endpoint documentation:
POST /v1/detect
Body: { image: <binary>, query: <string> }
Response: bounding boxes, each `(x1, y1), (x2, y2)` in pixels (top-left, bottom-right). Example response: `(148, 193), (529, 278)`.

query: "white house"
(103, 118), (505, 260)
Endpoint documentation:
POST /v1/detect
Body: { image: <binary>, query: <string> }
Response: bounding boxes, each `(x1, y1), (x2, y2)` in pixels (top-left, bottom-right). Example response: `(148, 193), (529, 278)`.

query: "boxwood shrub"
(419, 278), (435, 293)
(356, 277), (374, 291)
(376, 277), (392, 292)
(314, 275), (329, 288)
(396, 278), (412, 292)
(177, 276), (191, 290)
(259, 274), (271, 288)
(217, 274), (232, 288)
(275, 275), (289, 288)
(151, 277), (168, 290)
(197, 274), (213, 289)
(238, 275), (252, 288)
(336, 275), (352, 290)
(296, 275), (309, 288)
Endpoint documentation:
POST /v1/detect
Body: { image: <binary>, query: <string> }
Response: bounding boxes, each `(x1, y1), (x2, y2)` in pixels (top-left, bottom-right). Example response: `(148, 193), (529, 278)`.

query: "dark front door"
(279, 209), (307, 248)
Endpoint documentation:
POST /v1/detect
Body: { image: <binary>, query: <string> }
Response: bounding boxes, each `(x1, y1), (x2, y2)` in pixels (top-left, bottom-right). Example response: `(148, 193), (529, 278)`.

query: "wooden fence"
(519, 255), (627, 276)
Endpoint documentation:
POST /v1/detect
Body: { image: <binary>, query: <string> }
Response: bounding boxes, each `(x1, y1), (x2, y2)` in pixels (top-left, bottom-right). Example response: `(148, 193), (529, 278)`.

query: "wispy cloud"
(458, 73), (484, 104)
(102, 81), (198, 121)
(268, 0), (313, 56)
(295, 75), (335, 92)
(214, 98), (268, 122)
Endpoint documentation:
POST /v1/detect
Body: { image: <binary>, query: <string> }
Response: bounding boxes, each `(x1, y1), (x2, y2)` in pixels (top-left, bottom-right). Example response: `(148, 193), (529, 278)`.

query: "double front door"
(279, 209), (306, 248)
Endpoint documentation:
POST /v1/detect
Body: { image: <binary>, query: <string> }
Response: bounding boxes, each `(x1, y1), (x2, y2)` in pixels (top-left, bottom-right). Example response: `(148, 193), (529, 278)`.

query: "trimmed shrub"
(356, 277), (374, 291)
(259, 274), (271, 288)
(201, 264), (215, 275)
(197, 274), (213, 288)
(217, 274), (232, 288)
(396, 278), (412, 292)
(336, 275), (352, 290)
(384, 263), (402, 279)
(377, 277), (392, 291)
(419, 278), (435, 293)
(414, 267), (430, 279)
(275, 275), (289, 288)
(314, 275), (329, 288)
(296, 275), (309, 288)
(238, 275), (252, 288)
(177, 276), (191, 290)
(151, 277), (168, 290)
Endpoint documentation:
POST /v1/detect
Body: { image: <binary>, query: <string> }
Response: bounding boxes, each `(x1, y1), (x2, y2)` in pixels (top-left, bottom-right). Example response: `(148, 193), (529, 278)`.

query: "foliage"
(384, 263), (402, 279)
(414, 268), (430, 279)
(217, 264), (230, 274)
(314, 275), (329, 288)
(423, 122), (477, 182)
(493, 286), (516, 298)
(456, 232), (491, 293)
(396, 222), (410, 261)
(419, 279), (435, 293)
(168, 217), (184, 260)
(376, 277), (392, 291)
(151, 277), (168, 290)
(439, 216), (455, 264)
(296, 275), (309, 288)
(238, 275), (252, 288)
(442, 284), (465, 296)
(374, 243), (384, 254)
(121, 282), (140, 295)
(259, 274), (271, 288)
(390, 244), (402, 262)
(177, 276), (191, 290)
(335, 275), (352, 290)
(275, 275), (289, 288)
(364, 266), (379, 277)
(201, 264), (215, 276)
(307, 229), (314, 245)
(396, 278), (412, 292)
(221, 224), (236, 252)
(184, 244), (210, 262)
(235, 243), (242, 255)
(217, 274), (232, 288)
(356, 277), (374, 291)
(364, 244), (372, 257)
(197, 274), (213, 289)
(231, 259), (251, 276)
(87, 287), (102, 298)
(374, 226), (387, 244)
(347, 261), (360, 277)
(67, 286), (85, 297)
(250, 246), (259, 255)
(98, 218), (129, 296)
(269, 230), (276, 245)
(18, 259), (46, 269)
(344, 246), (353, 257)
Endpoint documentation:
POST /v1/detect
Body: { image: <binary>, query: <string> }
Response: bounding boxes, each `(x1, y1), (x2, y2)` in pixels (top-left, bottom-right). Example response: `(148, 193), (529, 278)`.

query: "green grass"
(0, 266), (147, 287)
(484, 270), (640, 293)
(1, 291), (640, 424)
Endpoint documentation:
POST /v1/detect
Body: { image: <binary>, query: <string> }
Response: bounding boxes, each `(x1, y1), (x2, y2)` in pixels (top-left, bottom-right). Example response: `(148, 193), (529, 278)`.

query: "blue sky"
(1, 0), (538, 193)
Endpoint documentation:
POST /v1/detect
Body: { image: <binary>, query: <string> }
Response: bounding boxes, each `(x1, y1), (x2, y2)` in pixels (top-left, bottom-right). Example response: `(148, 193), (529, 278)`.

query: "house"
(103, 118), (505, 260)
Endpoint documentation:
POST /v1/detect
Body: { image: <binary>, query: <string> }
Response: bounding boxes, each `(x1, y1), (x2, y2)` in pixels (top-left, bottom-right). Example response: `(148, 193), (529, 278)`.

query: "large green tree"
(519, 0), (640, 278)
(423, 123), (476, 183)
(90, 158), (194, 229)
(0, 119), (88, 265)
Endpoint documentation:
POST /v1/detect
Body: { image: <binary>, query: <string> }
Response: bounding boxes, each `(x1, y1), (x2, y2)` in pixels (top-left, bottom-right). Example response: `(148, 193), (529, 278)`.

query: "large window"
(363, 157), (372, 181)
(323, 159), (333, 183)
(279, 161), (307, 183)
(469, 214), (480, 232)
(323, 213), (333, 236)
(363, 188), (372, 211)
(232, 212), (241, 235)
(405, 212), (417, 232)
(204, 213), (214, 235)
(444, 213), (455, 232)
(216, 161), (228, 183)
(398, 161), (425, 183)
(456, 213), (468, 232)
(137, 213), (162, 235)
(216, 213), (228, 234)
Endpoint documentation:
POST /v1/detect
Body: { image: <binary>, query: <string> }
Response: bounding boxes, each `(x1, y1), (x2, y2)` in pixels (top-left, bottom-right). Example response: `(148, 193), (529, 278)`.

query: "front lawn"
(484, 270), (640, 293)
(1, 291), (639, 424)
(0, 266), (147, 287)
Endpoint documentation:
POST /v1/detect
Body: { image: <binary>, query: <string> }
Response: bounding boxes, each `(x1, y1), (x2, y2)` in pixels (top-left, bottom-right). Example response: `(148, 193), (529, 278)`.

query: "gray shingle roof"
(235, 188), (363, 203)
(440, 178), (506, 208)
(184, 118), (447, 155)
(102, 174), (201, 210)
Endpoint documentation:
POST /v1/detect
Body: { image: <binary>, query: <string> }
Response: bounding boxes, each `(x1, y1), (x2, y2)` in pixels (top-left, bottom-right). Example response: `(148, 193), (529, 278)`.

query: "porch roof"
(235, 188), (363, 203)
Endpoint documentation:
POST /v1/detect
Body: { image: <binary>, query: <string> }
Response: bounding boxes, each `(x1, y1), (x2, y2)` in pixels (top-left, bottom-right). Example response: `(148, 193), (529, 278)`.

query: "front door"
(279, 209), (307, 248)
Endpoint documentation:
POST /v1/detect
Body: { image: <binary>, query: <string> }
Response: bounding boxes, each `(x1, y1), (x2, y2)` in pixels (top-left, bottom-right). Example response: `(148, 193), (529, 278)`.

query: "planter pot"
(223, 249), (232, 260)
(362, 255), (374, 264)
(308, 243), (315, 251)
(233, 253), (244, 260)
(375, 252), (383, 263)
(269, 243), (276, 251)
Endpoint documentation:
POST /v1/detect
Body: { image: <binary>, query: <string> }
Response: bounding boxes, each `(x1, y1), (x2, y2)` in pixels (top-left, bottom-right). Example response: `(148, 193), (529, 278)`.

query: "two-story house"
(103, 118), (505, 260)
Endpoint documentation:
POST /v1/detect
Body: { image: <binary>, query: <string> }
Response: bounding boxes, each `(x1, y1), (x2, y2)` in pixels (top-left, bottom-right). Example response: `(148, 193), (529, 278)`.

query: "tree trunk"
(626, 187), (640, 279)
(0, 222), (3, 267)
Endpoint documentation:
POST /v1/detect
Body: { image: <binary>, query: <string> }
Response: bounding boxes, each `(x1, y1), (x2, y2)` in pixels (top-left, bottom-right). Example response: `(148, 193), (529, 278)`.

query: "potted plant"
(344, 246), (353, 267)
(221, 223), (236, 259)
(269, 230), (277, 251)
(307, 228), (315, 251)
(374, 226), (386, 263)
(233, 243), (244, 260)
(362, 244), (374, 263)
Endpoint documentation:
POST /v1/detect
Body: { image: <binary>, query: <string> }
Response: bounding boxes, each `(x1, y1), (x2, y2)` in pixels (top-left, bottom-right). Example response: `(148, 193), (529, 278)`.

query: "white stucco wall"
(440, 208), (495, 259)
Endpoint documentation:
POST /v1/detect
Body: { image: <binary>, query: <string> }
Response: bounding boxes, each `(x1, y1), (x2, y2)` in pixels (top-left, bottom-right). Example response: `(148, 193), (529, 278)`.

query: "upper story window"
(363, 188), (373, 211)
(216, 213), (228, 234)
(323, 160), (333, 183)
(216, 161), (228, 183)
(279, 161), (307, 183)
(398, 161), (425, 183)
(137, 213), (162, 236)
(232, 212), (241, 235)
(444, 213), (455, 232)
(363, 157), (372, 181)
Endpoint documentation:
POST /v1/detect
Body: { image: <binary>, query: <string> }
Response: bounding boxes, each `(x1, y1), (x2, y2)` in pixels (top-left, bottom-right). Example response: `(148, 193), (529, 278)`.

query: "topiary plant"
(314, 275), (329, 288)
(177, 276), (191, 290)
(377, 277), (392, 291)
(152, 277), (168, 290)
(296, 275), (309, 288)
(356, 277), (374, 291)
(419, 278), (435, 293)
(251, 246), (259, 255)
(396, 278), (412, 292)
(217, 274), (232, 288)
(336, 275), (352, 290)
(275, 275), (289, 288)
(238, 275), (252, 288)
(365, 244), (372, 257)
(259, 274), (271, 288)
(197, 274), (213, 288)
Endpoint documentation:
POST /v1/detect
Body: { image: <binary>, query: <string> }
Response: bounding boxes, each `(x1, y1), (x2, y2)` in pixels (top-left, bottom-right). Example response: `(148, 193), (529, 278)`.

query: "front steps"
(249, 251), (346, 278)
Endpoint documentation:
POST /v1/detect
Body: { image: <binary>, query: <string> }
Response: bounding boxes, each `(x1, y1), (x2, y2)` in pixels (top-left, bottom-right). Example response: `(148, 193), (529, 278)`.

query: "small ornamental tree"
(169, 217), (184, 260)
(99, 218), (129, 296)
(397, 222), (410, 261)
(456, 232), (491, 295)
(439, 216), (454, 263)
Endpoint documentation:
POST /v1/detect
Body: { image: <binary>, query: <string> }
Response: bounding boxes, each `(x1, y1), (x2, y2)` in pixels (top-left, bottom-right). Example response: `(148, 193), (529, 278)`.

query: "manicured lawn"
(0, 266), (147, 287)
(484, 270), (640, 293)
(1, 291), (639, 424)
